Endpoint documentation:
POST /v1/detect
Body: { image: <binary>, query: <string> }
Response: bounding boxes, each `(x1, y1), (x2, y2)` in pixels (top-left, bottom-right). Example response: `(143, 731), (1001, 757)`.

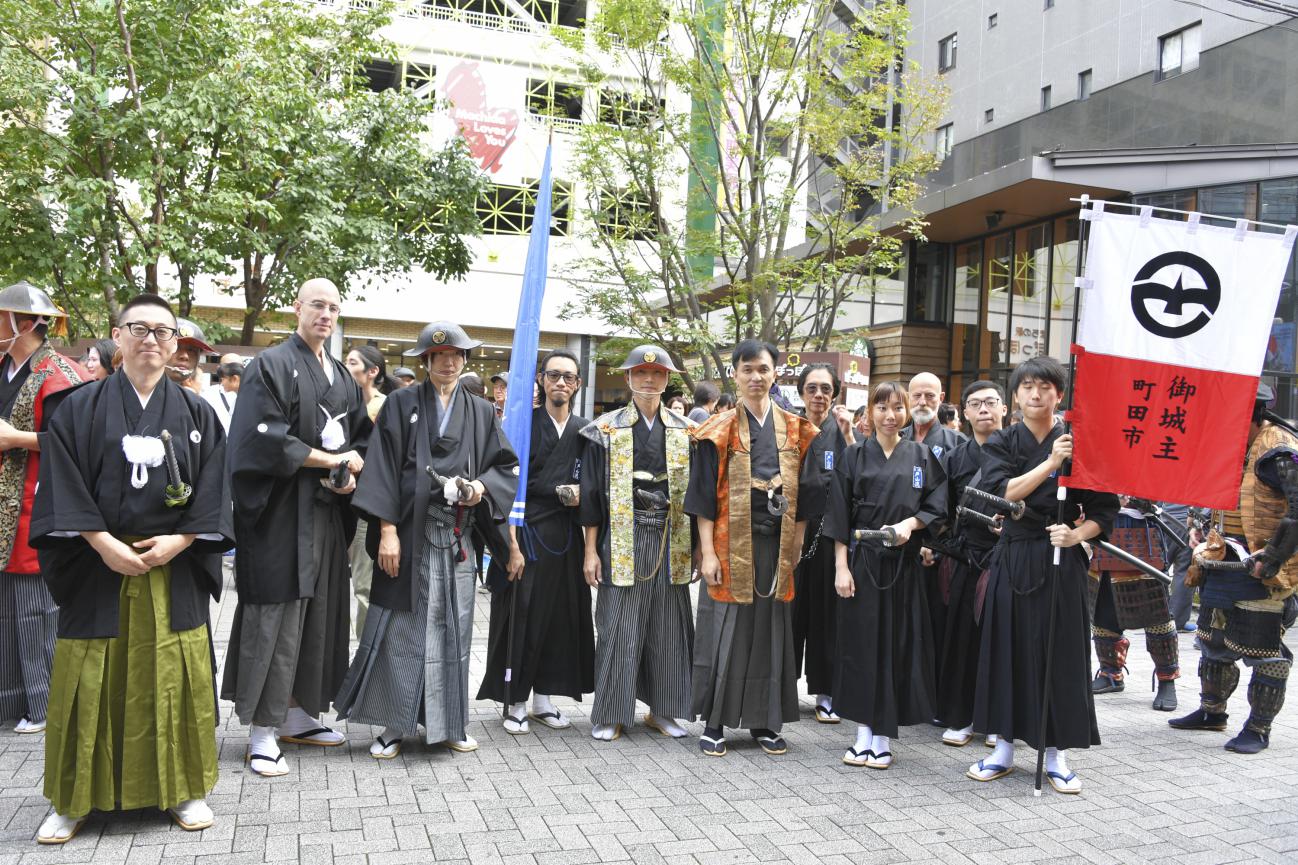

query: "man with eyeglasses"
(935, 381), (1006, 747)
(901, 372), (965, 695)
(477, 349), (594, 734)
(32, 293), (231, 842)
(221, 278), (371, 777)
(0, 282), (88, 740)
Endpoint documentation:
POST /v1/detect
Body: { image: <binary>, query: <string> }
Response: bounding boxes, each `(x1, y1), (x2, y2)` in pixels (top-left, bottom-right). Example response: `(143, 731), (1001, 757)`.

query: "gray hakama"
(590, 511), (695, 728)
(221, 501), (351, 726)
(334, 505), (475, 743)
(691, 529), (798, 730)
(0, 572), (57, 723)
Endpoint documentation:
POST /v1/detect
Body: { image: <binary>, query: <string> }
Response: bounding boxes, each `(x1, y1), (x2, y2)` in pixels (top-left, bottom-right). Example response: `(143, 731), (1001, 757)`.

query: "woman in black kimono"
(792, 363), (855, 723)
(968, 357), (1117, 794)
(824, 381), (947, 769)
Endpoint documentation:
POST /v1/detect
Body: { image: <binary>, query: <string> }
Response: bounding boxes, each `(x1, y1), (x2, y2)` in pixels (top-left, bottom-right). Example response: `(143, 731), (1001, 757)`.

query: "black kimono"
(31, 372), (231, 818)
(334, 381), (516, 743)
(221, 333), (371, 727)
(793, 420), (849, 698)
(478, 407), (594, 705)
(823, 436), (947, 738)
(934, 436), (999, 731)
(971, 422), (1118, 751)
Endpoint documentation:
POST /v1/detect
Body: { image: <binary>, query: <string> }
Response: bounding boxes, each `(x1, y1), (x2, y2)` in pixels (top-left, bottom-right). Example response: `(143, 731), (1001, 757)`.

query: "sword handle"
(852, 527), (898, 546)
(160, 430), (183, 489)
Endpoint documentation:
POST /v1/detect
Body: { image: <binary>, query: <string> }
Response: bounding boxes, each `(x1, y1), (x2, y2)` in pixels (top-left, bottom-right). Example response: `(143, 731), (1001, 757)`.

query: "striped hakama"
(590, 510), (694, 727)
(0, 572), (56, 723)
(334, 505), (475, 744)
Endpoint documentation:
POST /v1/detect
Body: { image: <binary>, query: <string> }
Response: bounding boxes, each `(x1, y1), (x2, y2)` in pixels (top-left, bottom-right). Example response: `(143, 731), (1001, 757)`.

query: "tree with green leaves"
(557, 0), (946, 386)
(0, 0), (484, 342)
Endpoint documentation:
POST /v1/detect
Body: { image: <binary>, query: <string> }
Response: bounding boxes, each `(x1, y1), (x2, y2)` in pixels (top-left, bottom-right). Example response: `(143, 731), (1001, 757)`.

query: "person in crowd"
(32, 293), (231, 843)
(201, 354), (243, 434)
(83, 338), (117, 381)
(579, 345), (695, 742)
(715, 393), (735, 414)
(335, 321), (515, 758)
(165, 320), (215, 395)
(826, 382), (947, 770)
(968, 357), (1118, 793)
(666, 394), (689, 416)
(491, 372), (508, 418)
(689, 381), (720, 423)
(221, 278), (370, 777)
(478, 349), (593, 734)
(393, 366), (417, 387)
(0, 282), (88, 738)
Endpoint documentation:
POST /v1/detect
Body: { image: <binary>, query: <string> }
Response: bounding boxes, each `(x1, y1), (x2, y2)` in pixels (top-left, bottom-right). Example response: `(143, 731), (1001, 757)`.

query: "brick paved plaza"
(2, 573), (1296, 864)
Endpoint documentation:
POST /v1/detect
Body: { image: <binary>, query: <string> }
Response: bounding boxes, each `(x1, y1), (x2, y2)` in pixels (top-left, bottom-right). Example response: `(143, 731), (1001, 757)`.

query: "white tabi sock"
(853, 725), (873, 751)
(507, 702), (527, 721)
(250, 724), (280, 758)
(871, 734), (890, 754)
(1045, 747), (1069, 775)
(592, 724), (620, 741)
(533, 694), (556, 716)
(650, 715), (687, 737)
(817, 695), (833, 711)
(989, 737), (1015, 767)
(281, 706), (319, 735)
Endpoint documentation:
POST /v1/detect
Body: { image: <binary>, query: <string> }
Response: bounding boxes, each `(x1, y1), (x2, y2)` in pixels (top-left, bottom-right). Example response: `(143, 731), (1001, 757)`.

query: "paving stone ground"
(2, 568), (1296, 863)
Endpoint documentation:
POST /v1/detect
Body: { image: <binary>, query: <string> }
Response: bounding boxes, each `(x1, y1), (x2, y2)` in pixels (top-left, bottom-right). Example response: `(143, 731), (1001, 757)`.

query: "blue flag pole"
(501, 144), (554, 528)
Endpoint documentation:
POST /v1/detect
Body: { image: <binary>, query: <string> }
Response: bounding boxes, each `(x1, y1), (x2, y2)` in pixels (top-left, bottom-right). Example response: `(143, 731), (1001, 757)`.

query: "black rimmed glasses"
(122, 322), (178, 342)
(543, 371), (579, 385)
(965, 397), (1002, 410)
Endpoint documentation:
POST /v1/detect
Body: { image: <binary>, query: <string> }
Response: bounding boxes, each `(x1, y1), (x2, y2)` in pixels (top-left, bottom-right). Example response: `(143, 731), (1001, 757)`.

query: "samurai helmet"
(617, 344), (681, 373)
(406, 321), (481, 356)
(0, 280), (68, 339)
(175, 318), (215, 353)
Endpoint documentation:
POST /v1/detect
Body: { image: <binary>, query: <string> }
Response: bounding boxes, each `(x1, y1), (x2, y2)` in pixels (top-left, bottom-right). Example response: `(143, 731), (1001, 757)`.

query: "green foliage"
(0, 0), (484, 342)
(558, 0), (947, 384)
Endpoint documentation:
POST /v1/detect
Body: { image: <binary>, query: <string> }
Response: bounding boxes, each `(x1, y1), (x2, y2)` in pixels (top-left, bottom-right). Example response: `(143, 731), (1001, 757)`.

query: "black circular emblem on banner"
(1130, 251), (1221, 339)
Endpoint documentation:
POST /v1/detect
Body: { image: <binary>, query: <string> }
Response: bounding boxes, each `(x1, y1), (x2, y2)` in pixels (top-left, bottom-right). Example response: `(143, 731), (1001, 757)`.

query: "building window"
(477, 180), (572, 236)
(596, 188), (655, 241)
(935, 123), (953, 158)
(1158, 22), (1201, 80)
(1040, 85), (1052, 111)
(1077, 68), (1092, 101)
(1044, 0), (1054, 8)
(598, 91), (663, 128)
(984, 108), (994, 124)
(988, 13), (998, 28)
(427, 0), (587, 29)
(526, 79), (584, 121)
(938, 33), (957, 72)
(362, 60), (436, 96)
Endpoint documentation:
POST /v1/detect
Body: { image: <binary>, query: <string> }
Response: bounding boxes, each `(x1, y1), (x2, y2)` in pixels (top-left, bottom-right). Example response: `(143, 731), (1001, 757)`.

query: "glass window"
(1044, 0), (1055, 8)
(1133, 188), (1196, 219)
(984, 108), (994, 124)
(988, 13), (998, 28)
(1198, 183), (1256, 227)
(935, 123), (953, 158)
(1009, 224), (1050, 365)
(984, 234), (1012, 368)
(939, 34), (957, 72)
(1260, 179), (1298, 385)
(1078, 69), (1092, 101)
(952, 242), (981, 373)
(908, 241), (949, 323)
(1041, 85), (1052, 111)
(1048, 216), (1081, 363)
(1158, 22), (1201, 80)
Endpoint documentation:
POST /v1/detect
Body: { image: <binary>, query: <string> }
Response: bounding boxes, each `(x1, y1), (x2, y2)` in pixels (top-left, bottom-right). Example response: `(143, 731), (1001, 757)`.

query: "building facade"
(861, 0), (1298, 413)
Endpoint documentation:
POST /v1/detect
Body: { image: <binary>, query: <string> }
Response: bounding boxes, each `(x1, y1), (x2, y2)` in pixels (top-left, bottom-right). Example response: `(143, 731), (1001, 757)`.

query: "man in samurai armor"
(1170, 383), (1298, 753)
(1088, 498), (1179, 711)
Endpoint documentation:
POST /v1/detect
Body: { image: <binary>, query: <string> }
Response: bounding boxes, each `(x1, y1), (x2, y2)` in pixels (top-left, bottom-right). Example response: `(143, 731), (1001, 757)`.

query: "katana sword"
(1193, 556), (1252, 573)
(159, 430), (192, 508)
(852, 527), (898, 545)
(960, 486), (1026, 520)
(426, 466), (476, 502)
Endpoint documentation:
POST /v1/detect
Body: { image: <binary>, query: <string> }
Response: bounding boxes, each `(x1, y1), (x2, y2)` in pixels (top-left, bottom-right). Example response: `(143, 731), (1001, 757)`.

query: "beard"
(911, 406), (936, 426)
(547, 391), (570, 408)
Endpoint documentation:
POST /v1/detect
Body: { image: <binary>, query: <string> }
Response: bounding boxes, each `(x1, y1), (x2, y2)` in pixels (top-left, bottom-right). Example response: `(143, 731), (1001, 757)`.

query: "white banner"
(1077, 209), (1296, 375)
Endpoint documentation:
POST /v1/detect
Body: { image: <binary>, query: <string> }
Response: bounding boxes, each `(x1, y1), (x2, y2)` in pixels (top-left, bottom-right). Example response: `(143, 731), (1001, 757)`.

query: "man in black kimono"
(335, 321), (516, 757)
(968, 357), (1118, 794)
(478, 349), (593, 733)
(221, 278), (371, 777)
(579, 345), (695, 742)
(32, 293), (231, 842)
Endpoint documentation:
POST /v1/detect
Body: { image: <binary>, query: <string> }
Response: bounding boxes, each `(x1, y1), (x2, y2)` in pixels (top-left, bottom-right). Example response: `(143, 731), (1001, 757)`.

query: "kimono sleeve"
(822, 442), (859, 545)
(351, 393), (407, 527)
(226, 356), (312, 521)
(29, 387), (106, 544)
(577, 434), (608, 528)
(173, 396), (234, 555)
(795, 441), (825, 521)
(1078, 488), (1119, 539)
(977, 429), (1015, 499)
(473, 408), (519, 526)
(684, 440), (719, 521)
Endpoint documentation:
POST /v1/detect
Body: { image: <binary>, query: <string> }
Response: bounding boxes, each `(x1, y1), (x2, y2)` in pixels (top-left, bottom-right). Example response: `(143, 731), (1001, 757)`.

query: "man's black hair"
(693, 380), (720, 405)
(117, 293), (176, 325)
(1009, 356), (1067, 396)
(961, 379), (1005, 404)
(798, 362), (840, 398)
(731, 339), (779, 367)
(540, 348), (581, 375)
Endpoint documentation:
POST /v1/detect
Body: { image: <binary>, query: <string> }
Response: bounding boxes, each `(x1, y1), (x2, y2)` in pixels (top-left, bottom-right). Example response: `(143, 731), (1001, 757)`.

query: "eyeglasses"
(304, 299), (342, 315)
(803, 384), (834, 395)
(122, 322), (178, 342)
(965, 397), (1002, 410)
(543, 371), (579, 385)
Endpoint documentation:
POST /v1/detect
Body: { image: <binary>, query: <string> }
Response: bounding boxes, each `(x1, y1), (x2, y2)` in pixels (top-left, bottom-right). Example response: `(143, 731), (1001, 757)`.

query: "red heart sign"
(444, 61), (518, 174)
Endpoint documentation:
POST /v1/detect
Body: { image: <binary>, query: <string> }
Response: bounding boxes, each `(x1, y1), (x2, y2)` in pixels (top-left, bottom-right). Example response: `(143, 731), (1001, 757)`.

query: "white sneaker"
(15, 716), (46, 734)
(445, 735), (478, 753)
(36, 811), (85, 844)
(168, 799), (214, 831)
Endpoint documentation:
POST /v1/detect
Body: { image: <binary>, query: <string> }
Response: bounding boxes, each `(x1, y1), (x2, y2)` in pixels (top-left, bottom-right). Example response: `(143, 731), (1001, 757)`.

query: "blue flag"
(502, 145), (554, 527)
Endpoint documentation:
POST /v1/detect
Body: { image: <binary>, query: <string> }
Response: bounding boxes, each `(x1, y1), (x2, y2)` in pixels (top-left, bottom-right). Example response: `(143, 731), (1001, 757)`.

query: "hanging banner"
(1069, 204), (1297, 509)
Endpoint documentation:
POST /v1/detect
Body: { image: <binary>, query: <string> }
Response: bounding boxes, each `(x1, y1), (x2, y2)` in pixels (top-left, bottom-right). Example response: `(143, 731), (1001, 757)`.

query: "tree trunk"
(177, 266), (193, 318)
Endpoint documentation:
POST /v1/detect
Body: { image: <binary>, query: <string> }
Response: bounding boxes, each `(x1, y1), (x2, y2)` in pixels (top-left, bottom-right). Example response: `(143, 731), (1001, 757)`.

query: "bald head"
(219, 352), (242, 366)
(908, 372), (945, 430)
(295, 278), (341, 348)
(909, 372), (943, 394)
(297, 278), (340, 303)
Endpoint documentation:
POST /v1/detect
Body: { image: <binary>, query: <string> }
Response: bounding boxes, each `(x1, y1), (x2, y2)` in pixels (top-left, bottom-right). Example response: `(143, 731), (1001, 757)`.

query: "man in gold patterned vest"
(687, 340), (819, 758)
(1172, 383), (1298, 753)
(579, 345), (695, 742)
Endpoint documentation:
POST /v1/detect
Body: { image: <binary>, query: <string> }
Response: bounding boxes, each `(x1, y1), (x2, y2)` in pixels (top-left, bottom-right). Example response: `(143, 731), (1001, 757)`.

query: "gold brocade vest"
(690, 406), (818, 604)
(1219, 423), (1298, 597)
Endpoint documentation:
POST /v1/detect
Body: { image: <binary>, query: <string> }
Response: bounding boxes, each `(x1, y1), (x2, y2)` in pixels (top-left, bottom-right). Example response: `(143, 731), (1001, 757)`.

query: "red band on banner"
(1069, 351), (1254, 510)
